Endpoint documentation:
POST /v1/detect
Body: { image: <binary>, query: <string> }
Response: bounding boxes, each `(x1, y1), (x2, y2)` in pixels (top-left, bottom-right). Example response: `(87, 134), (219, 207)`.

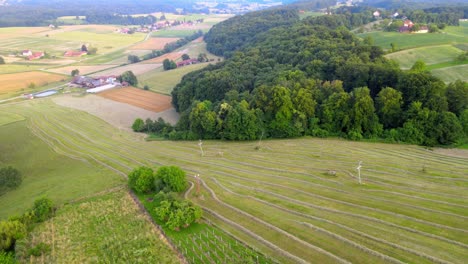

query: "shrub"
(128, 166), (155, 193)
(0, 220), (27, 251)
(31, 198), (54, 223)
(155, 166), (187, 193)
(0, 251), (16, 264)
(27, 242), (50, 257)
(0, 166), (22, 194)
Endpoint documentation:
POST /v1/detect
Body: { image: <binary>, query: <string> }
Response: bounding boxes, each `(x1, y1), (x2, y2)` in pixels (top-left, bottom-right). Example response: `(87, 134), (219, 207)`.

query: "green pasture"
(52, 30), (145, 51)
(432, 64), (468, 82)
(57, 16), (87, 25)
(0, 119), (124, 219)
(0, 111), (24, 126)
(385, 45), (464, 69)
(358, 24), (468, 50)
(0, 64), (44, 74)
(152, 29), (210, 38)
(16, 189), (180, 263)
(139, 63), (208, 94)
(0, 98), (466, 263)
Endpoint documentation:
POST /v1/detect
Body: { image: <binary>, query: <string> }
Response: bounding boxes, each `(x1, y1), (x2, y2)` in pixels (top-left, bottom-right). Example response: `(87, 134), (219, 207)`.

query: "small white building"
(22, 50), (32, 56)
(373, 11), (381, 17)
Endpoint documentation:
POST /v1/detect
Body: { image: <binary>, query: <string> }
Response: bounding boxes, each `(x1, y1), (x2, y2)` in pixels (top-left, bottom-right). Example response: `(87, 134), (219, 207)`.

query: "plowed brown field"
(98, 87), (172, 112)
(129, 37), (179, 50)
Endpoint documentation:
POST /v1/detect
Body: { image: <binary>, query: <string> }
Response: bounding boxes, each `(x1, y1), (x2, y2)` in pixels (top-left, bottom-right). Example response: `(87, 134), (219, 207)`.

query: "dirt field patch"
(143, 52), (183, 63)
(53, 94), (179, 129)
(48, 65), (119, 75)
(0, 71), (65, 93)
(99, 87), (172, 112)
(129, 37), (179, 50)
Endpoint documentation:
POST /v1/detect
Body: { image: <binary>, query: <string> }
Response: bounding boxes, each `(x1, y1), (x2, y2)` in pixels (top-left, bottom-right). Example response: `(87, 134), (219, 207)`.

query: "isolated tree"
(128, 55), (140, 64)
(0, 166), (22, 193)
(119, 71), (138, 86)
(197, 53), (208, 62)
(155, 166), (187, 192)
(31, 197), (54, 222)
(143, 85), (149, 90)
(132, 118), (145, 132)
(71, 69), (80, 77)
(181, 54), (190, 60)
(163, 59), (177, 70)
(0, 56), (5, 64)
(81, 44), (88, 52)
(410, 60), (427, 72)
(128, 166), (155, 193)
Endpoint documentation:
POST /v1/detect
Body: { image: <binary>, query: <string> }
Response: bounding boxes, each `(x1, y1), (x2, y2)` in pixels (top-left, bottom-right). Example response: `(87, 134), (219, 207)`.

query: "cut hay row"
(212, 178), (456, 264)
(199, 178), (352, 264)
(1, 99), (467, 263)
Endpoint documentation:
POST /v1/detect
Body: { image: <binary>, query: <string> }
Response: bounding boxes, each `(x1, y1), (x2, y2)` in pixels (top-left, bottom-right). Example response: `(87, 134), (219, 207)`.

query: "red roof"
(27, 52), (44, 60)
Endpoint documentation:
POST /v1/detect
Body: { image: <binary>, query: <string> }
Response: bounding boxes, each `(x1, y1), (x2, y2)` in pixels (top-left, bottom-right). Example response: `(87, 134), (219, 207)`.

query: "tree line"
(133, 9), (468, 146)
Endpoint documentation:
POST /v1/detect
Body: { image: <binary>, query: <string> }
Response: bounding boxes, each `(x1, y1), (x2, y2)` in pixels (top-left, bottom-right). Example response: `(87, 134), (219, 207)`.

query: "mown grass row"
(1, 99), (467, 263)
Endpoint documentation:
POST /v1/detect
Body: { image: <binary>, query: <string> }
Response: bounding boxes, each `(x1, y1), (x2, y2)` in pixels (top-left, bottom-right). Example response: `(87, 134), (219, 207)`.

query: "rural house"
(22, 50), (32, 56)
(176, 58), (199, 68)
(28, 52), (44, 60)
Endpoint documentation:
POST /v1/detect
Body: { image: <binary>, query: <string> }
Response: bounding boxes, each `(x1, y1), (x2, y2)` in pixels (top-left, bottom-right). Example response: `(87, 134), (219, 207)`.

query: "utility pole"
(198, 139), (204, 157)
(195, 174), (200, 195)
(356, 161), (363, 184)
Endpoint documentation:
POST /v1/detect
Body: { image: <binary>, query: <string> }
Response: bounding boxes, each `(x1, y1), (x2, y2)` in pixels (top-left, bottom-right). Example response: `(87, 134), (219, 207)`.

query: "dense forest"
(154, 9), (467, 146)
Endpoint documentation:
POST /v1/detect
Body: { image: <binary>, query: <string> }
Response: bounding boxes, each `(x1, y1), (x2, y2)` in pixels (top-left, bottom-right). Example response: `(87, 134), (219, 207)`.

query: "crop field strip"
(98, 87), (172, 112)
(1, 99), (467, 263)
(17, 189), (180, 263)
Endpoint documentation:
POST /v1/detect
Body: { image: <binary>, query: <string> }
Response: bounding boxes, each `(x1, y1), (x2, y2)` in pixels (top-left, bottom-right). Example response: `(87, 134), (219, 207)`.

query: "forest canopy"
(154, 8), (468, 146)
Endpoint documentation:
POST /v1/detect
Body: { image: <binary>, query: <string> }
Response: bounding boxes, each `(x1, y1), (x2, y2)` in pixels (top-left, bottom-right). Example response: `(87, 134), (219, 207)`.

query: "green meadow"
(0, 119), (124, 219)
(358, 22), (468, 51)
(139, 63), (208, 95)
(385, 44), (464, 69)
(0, 98), (466, 263)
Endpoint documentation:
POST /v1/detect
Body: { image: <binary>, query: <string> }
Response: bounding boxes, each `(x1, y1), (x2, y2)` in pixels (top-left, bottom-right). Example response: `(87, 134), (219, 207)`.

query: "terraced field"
(1, 99), (466, 263)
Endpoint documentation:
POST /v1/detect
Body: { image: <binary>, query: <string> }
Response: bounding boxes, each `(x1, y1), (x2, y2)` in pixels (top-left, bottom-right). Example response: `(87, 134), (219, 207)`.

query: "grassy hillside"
(16, 189), (180, 263)
(1, 98), (466, 263)
(139, 63), (209, 95)
(0, 118), (124, 219)
(385, 44), (464, 69)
